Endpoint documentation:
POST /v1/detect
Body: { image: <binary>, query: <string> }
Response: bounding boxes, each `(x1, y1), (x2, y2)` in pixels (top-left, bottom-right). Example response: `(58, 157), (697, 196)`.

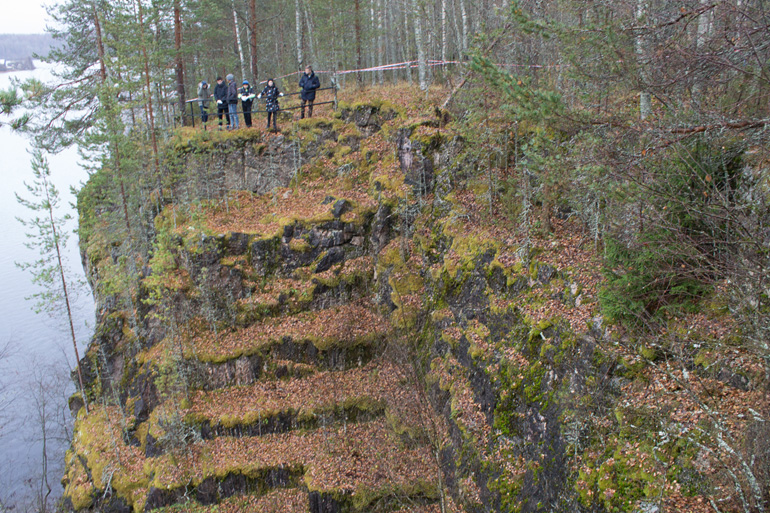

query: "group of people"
(196, 66), (321, 132)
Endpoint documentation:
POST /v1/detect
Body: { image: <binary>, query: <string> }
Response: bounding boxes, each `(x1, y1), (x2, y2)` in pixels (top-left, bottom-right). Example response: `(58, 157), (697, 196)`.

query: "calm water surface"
(0, 61), (94, 508)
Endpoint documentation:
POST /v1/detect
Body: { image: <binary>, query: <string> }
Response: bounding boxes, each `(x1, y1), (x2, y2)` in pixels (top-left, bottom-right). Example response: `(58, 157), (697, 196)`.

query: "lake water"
(0, 61), (94, 508)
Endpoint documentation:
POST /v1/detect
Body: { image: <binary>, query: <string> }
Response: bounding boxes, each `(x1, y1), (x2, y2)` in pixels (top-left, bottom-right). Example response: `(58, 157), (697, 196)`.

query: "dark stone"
(251, 237), (278, 276)
(332, 199), (349, 218)
(322, 195), (336, 205)
(717, 367), (750, 391)
(68, 394), (85, 417)
(133, 397), (147, 421)
(196, 476), (219, 505)
(309, 491), (342, 513)
(102, 494), (132, 513)
(219, 473), (247, 498)
(315, 247), (345, 273)
(227, 232), (250, 255)
(144, 487), (177, 511)
(319, 231), (346, 248)
(145, 433), (162, 458)
(369, 204), (392, 253)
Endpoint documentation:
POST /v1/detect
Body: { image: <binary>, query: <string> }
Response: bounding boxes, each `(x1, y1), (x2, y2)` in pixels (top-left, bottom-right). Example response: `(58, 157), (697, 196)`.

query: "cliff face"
(65, 90), (766, 513)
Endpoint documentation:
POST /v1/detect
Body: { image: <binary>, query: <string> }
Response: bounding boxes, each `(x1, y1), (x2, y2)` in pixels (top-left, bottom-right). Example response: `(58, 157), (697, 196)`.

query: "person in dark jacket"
(226, 73), (239, 129)
(197, 80), (212, 126)
(299, 65), (320, 119)
(238, 80), (256, 128)
(257, 79), (284, 131)
(213, 77), (229, 129)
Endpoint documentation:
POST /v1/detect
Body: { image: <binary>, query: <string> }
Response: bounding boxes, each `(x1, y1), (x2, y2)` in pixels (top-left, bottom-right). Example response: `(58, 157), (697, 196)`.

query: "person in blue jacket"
(258, 79), (284, 132)
(299, 65), (320, 119)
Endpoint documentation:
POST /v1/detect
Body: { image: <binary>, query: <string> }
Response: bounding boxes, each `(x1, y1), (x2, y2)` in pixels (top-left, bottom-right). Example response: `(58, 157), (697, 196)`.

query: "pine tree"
(15, 150), (90, 415)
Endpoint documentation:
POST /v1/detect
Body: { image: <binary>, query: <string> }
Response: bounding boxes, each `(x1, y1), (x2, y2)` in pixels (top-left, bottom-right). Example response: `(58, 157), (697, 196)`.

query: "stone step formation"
(64, 164), (453, 512)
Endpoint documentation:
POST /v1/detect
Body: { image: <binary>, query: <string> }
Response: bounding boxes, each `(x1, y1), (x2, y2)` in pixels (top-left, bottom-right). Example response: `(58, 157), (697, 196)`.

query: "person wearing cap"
(197, 80), (212, 126)
(226, 74), (240, 129)
(213, 76), (229, 129)
(299, 65), (320, 119)
(238, 80), (256, 128)
(257, 78), (284, 132)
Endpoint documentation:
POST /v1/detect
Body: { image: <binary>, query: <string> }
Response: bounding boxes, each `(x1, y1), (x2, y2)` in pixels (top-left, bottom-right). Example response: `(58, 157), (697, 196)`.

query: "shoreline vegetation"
(0, 57), (35, 72)
(0, 33), (57, 63)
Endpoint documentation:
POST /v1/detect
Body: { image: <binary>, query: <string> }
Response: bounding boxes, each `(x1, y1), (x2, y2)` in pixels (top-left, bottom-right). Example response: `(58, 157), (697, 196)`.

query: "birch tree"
(635, 0), (651, 120)
(296, 0), (303, 69)
(413, 0), (428, 90)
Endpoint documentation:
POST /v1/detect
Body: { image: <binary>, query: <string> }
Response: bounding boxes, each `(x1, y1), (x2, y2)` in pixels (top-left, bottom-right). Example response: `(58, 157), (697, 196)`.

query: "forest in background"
(0, 34), (58, 60)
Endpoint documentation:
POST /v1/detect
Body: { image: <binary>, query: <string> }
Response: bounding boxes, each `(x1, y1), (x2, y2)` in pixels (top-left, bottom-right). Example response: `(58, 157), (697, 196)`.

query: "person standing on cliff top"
(238, 80), (256, 128)
(226, 74), (240, 129)
(257, 78), (284, 132)
(299, 65), (320, 119)
(197, 80), (212, 127)
(213, 76), (229, 129)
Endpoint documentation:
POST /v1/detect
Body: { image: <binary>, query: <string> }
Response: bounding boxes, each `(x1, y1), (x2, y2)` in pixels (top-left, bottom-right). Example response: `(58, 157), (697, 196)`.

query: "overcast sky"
(0, 0), (51, 34)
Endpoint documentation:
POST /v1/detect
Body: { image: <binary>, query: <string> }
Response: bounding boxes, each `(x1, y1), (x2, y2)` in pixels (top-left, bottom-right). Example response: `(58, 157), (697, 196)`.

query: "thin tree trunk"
(45, 174), (89, 415)
(413, 0), (428, 90)
(370, 0), (377, 85)
(231, 0), (246, 79)
(295, 0), (303, 69)
(135, 0), (160, 183)
(248, 0), (258, 82)
(459, 0), (469, 54)
(441, 0), (447, 63)
(692, 0), (710, 102)
(91, 2), (107, 83)
(450, 0), (461, 59)
(377, 0), (384, 84)
(174, 0), (186, 124)
(402, 0), (412, 84)
(37, 381), (51, 512)
(636, 0), (651, 119)
(303, 3), (317, 66)
(355, 0), (363, 86)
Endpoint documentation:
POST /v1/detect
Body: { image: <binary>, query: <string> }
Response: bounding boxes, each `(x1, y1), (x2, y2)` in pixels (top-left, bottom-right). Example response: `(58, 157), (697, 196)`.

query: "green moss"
(289, 238), (312, 253)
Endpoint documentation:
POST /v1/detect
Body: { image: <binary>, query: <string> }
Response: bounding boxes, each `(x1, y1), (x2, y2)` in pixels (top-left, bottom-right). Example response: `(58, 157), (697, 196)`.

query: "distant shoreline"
(0, 58), (36, 73)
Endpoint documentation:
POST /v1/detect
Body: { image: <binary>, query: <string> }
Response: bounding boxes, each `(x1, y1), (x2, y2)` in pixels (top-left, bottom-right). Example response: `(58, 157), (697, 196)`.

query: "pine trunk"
(134, 0), (160, 176)
(174, 0), (186, 124)
(248, 0), (258, 82)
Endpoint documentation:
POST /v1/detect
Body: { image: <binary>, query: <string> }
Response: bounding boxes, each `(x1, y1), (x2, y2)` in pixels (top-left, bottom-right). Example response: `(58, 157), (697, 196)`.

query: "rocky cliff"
(64, 88), (767, 513)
